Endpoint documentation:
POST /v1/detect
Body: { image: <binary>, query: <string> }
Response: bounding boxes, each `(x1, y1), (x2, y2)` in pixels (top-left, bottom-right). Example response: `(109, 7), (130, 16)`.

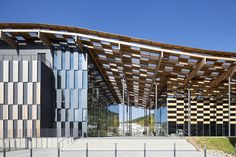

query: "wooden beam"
(184, 58), (206, 86)
(210, 65), (236, 88)
(75, 36), (84, 51)
(0, 30), (17, 48)
(86, 48), (120, 103)
(38, 31), (51, 48)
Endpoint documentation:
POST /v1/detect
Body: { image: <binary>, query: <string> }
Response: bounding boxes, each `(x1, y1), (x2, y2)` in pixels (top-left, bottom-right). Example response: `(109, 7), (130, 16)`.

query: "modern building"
(0, 23), (236, 137)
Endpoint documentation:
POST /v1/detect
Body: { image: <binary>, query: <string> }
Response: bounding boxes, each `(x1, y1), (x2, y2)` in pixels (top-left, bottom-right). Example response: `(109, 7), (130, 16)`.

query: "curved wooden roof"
(0, 23), (236, 108)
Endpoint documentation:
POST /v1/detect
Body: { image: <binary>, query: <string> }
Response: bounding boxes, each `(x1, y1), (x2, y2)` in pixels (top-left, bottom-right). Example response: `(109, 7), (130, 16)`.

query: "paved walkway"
(2, 137), (222, 157)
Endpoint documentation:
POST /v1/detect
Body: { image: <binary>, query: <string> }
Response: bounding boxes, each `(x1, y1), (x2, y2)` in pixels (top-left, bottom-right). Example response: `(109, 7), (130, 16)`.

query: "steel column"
(188, 86), (191, 136)
(149, 108), (151, 134)
(228, 76), (231, 136)
(155, 83), (158, 133)
(126, 95), (129, 135)
(160, 105), (162, 135)
(130, 105), (132, 135)
(122, 77), (125, 136)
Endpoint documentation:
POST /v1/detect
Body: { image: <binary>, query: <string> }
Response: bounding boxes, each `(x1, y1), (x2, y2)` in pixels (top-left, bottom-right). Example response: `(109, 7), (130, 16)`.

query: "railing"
(0, 137), (74, 150)
(1, 139), (231, 157)
(60, 142), (209, 157)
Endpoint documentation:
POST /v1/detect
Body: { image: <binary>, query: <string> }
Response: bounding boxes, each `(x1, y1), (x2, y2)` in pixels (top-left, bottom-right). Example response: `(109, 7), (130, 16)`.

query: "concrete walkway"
(2, 137), (222, 157)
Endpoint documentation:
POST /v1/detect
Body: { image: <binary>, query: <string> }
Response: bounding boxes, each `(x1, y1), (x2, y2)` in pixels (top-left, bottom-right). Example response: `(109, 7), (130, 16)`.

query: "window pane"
(62, 52), (65, 70)
(82, 108), (87, 121)
(23, 83), (27, 104)
(70, 53), (74, 70)
(78, 53), (82, 70)
(66, 71), (70, 88)
(74, 71), (78, 88)
(82, 70), (87, 89)
(28, 105), (32, 119)
(54, 52), (57, 70)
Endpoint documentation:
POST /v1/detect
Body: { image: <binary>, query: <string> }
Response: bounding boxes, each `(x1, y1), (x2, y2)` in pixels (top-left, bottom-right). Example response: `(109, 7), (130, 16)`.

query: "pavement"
(1, 137), (223, 157)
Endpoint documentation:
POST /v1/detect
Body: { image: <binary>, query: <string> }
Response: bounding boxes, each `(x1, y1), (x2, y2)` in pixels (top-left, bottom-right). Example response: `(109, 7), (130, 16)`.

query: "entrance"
(119, 105), (167, 136)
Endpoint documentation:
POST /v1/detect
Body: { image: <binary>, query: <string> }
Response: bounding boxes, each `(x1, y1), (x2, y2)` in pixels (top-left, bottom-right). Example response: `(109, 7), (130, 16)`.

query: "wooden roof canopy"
(1, 23), (236, 109)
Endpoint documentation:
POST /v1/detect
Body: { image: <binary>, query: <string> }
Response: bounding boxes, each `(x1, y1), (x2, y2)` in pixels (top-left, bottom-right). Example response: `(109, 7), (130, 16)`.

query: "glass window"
(74, 109), (79, 121)
(28, 61), (32, 82)
(13, 120), (17, 138)
(66, 109), (69, 121)
(3, 120), (8, 138)
(82, 70), (87, 89)
(70, 53), (74, 70)
(9, 61), (13, 82)
(33, 83), (37, 104)
(28, 105), (32, 119)
(78, 90), (82, 108)
(8, 105), (13, 119)
(54, 51), (58, 70)
(4, 83), (8, 104)
(74, 71), (78, 88)
(23, 83), (27, 104)
(70, 90), (74, 109)
(66, 71), (70, 88)
(78, 53), (82, 70)
(57, 71), (61, 89)
(62, 90), (65, 102)
(82, 108), (87, 121)
(65, 51), (70, 70)
(57, 109), (61, 121)
(62, 102), (65, 108)
(62, 52), (65, 70)
(13, 83), (17, 104)
(23, 120), (27, 137)
(18, 105), (22, 120)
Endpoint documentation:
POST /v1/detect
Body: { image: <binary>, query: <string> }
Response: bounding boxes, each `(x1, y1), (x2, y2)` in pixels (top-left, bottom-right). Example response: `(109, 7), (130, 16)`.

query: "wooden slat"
(38, 31), (51, 48)
(210, 65), (236, 88)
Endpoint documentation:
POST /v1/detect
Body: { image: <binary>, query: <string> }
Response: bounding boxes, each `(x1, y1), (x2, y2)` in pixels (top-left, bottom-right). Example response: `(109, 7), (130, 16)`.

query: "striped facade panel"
(0, 56), (42, 138)
(167, 92), (236, 136)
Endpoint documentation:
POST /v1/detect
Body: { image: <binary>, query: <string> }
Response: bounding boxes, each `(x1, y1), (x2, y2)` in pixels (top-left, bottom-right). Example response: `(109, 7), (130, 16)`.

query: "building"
(0, 23), (236, 137)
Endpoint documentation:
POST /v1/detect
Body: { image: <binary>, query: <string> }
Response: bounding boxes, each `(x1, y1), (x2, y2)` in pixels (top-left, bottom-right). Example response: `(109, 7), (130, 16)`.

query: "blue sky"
(1, 0), (236, 120)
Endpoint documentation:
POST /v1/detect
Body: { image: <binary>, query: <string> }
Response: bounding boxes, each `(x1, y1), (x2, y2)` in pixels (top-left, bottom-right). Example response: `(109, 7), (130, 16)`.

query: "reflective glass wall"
(154, 106), (167, 135)
(53, 47), (88, 137)
(88, 55), (119, 137)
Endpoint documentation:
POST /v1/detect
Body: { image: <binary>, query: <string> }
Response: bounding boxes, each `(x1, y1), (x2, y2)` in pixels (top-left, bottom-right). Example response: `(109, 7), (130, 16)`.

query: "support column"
(122, 77), (125, 136)
(126, 96), (129, 135)
(130, 105), (132, 135)
(155, 83), (158, 133)
(149, 108), (151, 134)
(228, 76), (231, 136)
(188, 85), (191, 136)
(160, 105), (162, 136)
(144, 107), (147, 134)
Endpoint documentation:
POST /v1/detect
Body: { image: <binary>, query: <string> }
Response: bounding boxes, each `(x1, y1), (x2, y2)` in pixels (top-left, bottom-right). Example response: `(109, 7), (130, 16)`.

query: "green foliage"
(189, 137), (236, 154)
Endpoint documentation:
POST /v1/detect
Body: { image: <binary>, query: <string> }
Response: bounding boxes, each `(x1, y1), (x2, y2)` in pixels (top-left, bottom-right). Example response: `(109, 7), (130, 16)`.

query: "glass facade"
(53, 48), (88, 137)
(87, 55), (119, 137)
(154, 106), (167, 135)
